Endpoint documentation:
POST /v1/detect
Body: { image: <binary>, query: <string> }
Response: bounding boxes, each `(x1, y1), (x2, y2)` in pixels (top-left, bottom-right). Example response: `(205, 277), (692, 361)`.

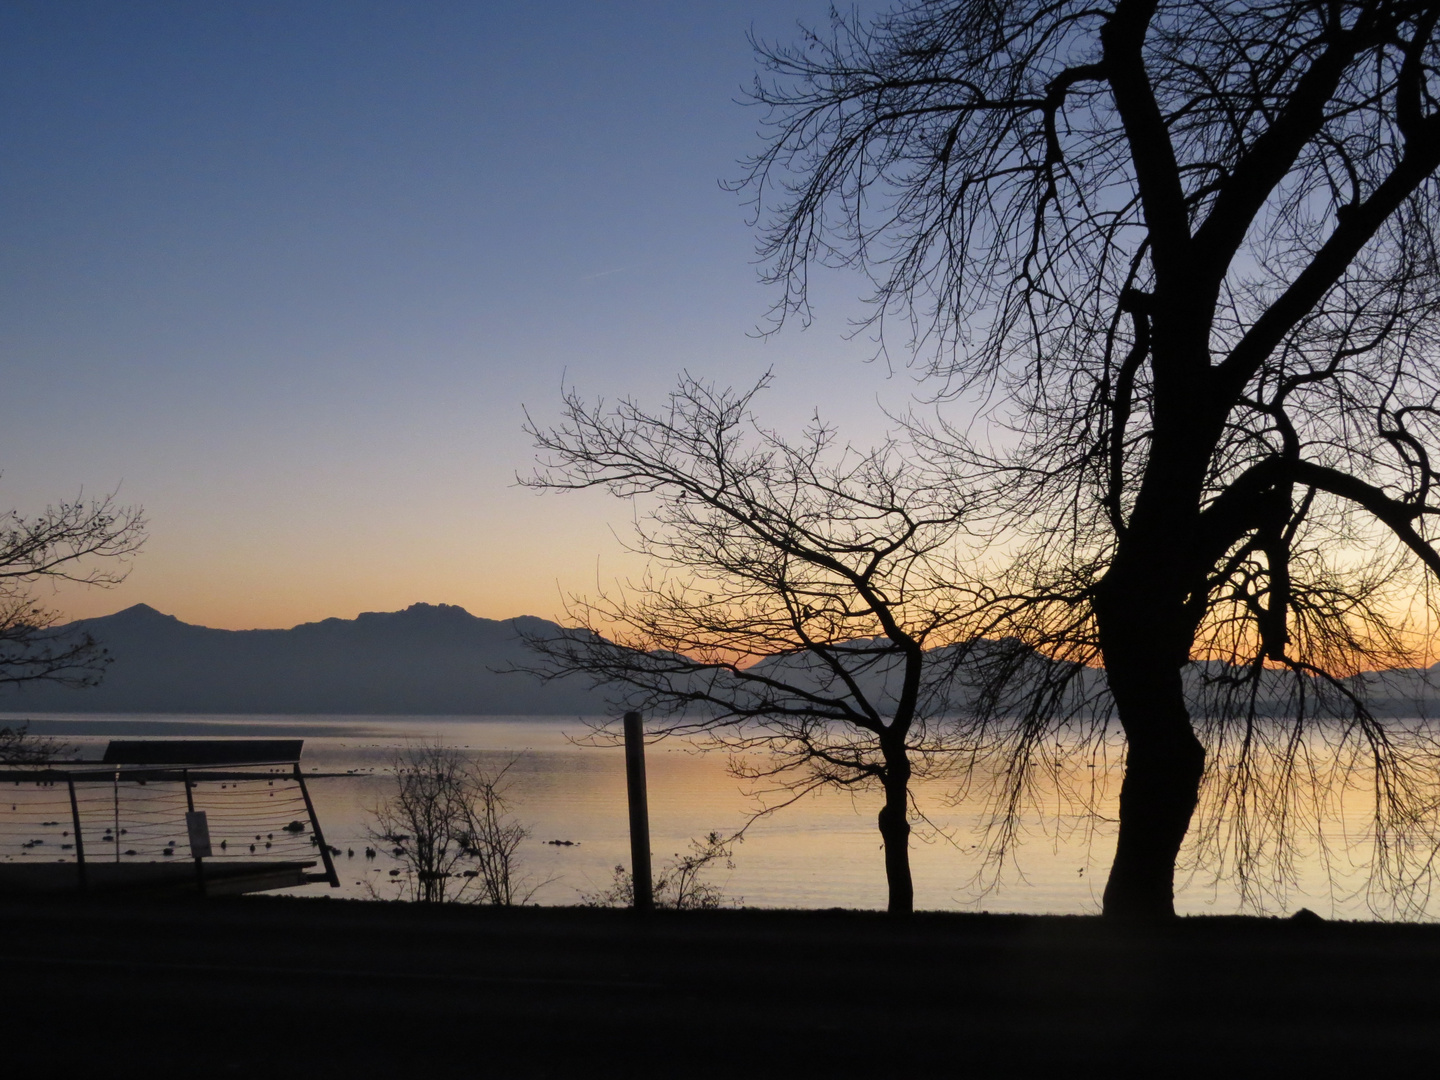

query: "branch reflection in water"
(5, 713), (1434, 918)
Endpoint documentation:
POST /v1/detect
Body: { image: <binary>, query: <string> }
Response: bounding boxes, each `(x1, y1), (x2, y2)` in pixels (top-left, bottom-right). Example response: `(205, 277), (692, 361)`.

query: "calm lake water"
(0, 712), (1423, 919)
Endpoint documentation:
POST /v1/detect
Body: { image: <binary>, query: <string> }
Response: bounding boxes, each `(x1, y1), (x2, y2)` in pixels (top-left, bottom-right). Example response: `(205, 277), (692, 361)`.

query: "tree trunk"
(1091, 378), (1220, 919)
(1101, 690), (1204, 919)
(1096, 570), (1206, 920)
(877, 746), (913, 916)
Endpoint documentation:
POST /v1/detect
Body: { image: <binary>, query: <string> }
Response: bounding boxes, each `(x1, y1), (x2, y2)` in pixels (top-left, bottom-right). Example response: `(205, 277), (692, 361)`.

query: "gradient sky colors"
(1, 1), (923, 630)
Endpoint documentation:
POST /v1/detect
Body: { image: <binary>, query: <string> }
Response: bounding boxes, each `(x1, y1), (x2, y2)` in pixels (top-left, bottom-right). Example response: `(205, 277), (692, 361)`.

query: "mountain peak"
(106, 603), (181, 624)
(402, 602), (474, 618)
(353, 602), (480, 624)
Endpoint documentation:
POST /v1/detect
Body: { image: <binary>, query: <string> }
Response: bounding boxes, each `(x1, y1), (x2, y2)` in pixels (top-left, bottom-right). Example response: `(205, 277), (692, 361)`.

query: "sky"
(1, 0), (918, 630)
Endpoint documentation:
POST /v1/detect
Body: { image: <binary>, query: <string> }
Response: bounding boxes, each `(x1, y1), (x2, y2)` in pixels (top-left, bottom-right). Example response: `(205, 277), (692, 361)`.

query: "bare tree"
(523, 375), (974, 914)
(371, 744), (540, 905)
(372, 742), (476, 903)
(0, 495), (143, 766)
(462, 758), (542, 907)
(736, 0), (1440, 918)
(0, 722), (72, 765)
(0, 493), (145, 689)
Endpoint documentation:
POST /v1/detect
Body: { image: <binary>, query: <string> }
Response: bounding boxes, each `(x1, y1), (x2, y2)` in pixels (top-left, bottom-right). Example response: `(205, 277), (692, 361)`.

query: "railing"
(0, 759), (340, 893)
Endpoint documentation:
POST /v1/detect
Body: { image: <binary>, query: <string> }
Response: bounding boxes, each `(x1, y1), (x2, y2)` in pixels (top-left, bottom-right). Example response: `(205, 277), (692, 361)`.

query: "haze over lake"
(3, 712), (1417, 919)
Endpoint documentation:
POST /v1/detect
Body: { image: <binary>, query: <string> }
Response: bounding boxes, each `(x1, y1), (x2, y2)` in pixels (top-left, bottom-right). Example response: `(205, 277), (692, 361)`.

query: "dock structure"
(0, 738), (340, 896)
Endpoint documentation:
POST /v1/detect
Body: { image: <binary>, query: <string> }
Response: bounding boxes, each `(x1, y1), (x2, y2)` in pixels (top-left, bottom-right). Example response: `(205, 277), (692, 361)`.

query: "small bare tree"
(462, 759), (541, 906)
(371, 742), (475, 903)
(370, 744), (540, 905)
(523, 375), (975, 915)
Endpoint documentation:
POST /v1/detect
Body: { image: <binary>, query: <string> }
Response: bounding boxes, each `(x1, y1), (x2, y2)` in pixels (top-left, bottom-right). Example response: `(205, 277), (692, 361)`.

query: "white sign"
(186, 810), (213, 858)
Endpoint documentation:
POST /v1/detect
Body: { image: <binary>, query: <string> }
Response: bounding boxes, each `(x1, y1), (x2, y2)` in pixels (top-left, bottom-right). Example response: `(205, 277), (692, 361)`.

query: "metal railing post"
(183, 768), (207, 896)
(294, 764), (339, 887)
(66, 776), (87, 892)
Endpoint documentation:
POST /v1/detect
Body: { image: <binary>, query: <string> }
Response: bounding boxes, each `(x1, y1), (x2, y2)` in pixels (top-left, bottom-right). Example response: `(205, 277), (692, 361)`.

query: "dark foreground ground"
(0, 896), (1436, 1077)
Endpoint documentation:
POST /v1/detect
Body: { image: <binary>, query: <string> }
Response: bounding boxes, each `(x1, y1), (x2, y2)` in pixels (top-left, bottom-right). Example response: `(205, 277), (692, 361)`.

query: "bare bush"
(582, 832), (739, 910)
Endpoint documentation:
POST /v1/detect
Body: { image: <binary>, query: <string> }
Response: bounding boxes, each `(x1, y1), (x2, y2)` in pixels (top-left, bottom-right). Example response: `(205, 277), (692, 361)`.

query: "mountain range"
(2, 603), (611, 715)
(5, 602), (1439, 719)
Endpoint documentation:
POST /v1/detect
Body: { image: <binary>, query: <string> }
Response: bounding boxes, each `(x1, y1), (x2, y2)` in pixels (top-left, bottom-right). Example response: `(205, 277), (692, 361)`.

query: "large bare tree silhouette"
(735, 0), (1440, 917)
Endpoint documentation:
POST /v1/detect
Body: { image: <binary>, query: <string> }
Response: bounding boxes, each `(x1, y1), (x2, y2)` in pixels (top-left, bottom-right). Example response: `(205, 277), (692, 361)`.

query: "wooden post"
(623, 711), (652, 913)
(294, 764), (339, 887)
(66, 776), (87, 892)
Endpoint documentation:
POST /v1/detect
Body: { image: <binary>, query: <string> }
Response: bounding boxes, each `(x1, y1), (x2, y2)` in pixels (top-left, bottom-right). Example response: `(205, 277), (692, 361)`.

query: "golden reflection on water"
(5, 714), (1426, 918)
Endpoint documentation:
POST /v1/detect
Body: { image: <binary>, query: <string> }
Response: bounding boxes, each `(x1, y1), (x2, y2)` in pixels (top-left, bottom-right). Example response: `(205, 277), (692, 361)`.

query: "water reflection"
(3, 713), (1427, 918)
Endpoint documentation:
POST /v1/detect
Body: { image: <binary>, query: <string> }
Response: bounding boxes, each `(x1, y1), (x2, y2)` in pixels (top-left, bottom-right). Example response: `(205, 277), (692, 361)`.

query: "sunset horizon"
(6, 2), (1440, 1071)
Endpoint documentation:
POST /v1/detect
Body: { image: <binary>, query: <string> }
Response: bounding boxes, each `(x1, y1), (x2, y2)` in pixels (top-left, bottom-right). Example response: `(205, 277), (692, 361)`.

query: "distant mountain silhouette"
(746, 640), (1440, 720)
(1, 603), (612, 715)
(5, 602), (1436, 719)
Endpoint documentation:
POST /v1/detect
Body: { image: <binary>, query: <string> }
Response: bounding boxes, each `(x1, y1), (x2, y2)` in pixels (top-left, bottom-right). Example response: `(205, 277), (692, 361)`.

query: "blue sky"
(1, 1), (916, 628)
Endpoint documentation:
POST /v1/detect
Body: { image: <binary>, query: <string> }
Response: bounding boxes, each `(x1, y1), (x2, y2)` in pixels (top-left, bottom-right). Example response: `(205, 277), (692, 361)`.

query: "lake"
(1, 712), (1423, 918)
